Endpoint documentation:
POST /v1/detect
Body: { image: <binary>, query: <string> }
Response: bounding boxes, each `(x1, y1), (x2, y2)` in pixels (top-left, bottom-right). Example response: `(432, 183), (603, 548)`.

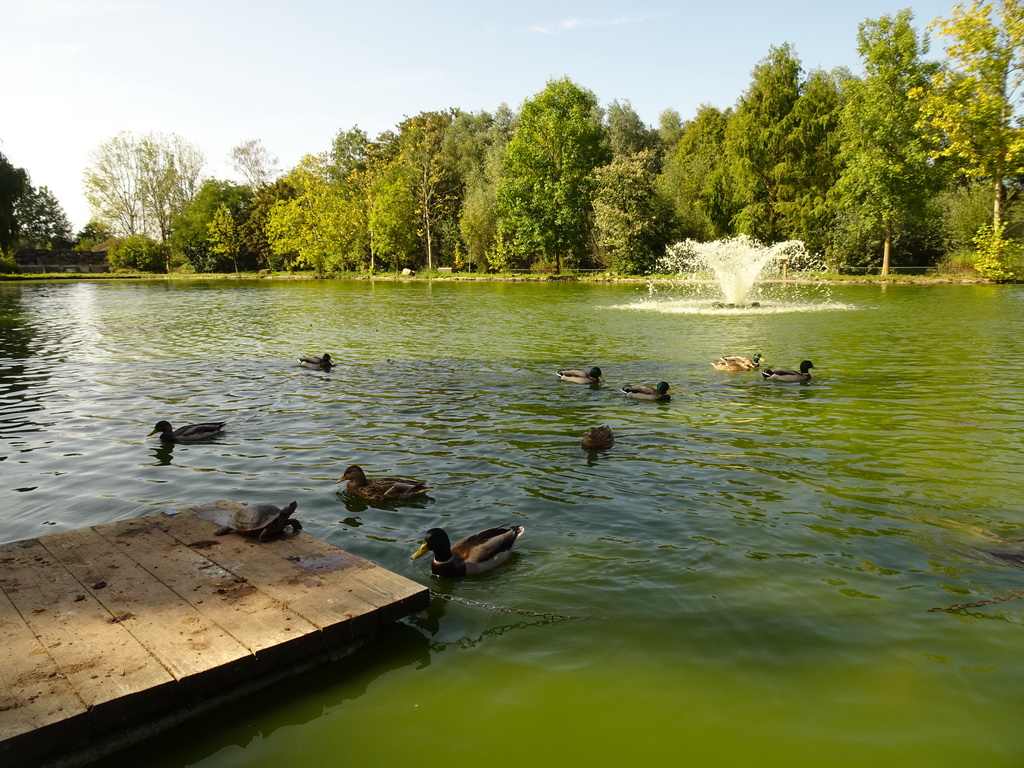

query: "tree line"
(3, 3), (1024, 279)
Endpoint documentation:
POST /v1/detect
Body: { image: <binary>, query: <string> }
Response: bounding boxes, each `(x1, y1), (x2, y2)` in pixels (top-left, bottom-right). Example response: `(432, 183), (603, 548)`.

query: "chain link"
(926, 590), (1024, 613)
(429, 590), (611, 621)
(430, 589), (1024, 620)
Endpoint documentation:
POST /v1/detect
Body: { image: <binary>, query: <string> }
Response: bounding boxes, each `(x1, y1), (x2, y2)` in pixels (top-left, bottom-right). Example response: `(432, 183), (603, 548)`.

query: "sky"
(2, 0), (961, 232)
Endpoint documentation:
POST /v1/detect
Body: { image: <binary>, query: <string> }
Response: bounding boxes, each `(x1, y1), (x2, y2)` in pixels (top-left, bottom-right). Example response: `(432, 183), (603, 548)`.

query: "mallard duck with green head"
(299, 353), (333, 371)
(148, 420), (226, 443)
(713, 353), (762, 371)
(581, 425), (614, 451)
(558, 366), (603, 385)
(411, 524), (525, 577)
(621, 381), (672, 401)
(336, 465), (431, 499)
(761, 360), (814, 382)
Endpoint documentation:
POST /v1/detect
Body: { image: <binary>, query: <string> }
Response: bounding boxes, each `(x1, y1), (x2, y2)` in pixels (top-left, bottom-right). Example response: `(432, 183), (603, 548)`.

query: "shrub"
(972, 224), (1024, 281)
(108, 234), (168, 272)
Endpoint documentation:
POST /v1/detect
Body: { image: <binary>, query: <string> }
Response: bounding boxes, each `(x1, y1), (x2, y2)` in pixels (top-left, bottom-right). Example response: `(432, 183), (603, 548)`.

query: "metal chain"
(431, 589), (1024, 620)
(429, 590), (612, 621)
(926, 590), (1024, 613)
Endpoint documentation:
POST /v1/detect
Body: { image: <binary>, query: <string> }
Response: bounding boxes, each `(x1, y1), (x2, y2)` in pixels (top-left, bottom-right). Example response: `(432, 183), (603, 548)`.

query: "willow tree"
(837, 11), (940, 275)
(496, 78), (608, 271)
(921, 0), (1024, 230)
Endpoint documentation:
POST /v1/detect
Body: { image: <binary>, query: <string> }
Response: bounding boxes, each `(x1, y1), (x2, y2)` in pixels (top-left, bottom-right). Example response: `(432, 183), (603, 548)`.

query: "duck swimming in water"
(148, 420), (226, 443)
(621, 381), (672, 401)
(761, 360), (814, 382)
(335, 465), (431, 499)
(411, 525), (525, 577)
(580, 425), (615, 450)
(712, 353), (762, 371)
(299, 353), (333, 371)
(557, 366), (603, 385)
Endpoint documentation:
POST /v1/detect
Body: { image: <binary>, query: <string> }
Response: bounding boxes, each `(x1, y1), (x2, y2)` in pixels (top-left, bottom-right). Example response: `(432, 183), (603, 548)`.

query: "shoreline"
(0, 271), (997, 285)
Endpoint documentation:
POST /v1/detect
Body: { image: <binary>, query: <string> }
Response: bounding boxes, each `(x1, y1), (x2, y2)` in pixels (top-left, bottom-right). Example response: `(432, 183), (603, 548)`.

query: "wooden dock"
(0, 501), (429, 768)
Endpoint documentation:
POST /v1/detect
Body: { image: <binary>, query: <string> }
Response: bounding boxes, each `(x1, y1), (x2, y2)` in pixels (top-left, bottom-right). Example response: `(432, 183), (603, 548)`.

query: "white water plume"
(659, 235), (812, 306)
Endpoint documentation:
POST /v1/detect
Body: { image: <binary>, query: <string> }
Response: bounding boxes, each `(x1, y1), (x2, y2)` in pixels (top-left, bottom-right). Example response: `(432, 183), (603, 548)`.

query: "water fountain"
(620, 234), (845, 315)
(661, 235), (809, 307)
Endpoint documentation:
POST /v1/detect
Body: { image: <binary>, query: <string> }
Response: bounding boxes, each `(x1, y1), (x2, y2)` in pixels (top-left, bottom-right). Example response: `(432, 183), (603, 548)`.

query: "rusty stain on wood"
(0, 501), (428, 768)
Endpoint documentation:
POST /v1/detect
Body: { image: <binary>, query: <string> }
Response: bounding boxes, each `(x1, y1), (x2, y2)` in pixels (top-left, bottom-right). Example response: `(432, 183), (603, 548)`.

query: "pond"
(1, 277), (1023, 767)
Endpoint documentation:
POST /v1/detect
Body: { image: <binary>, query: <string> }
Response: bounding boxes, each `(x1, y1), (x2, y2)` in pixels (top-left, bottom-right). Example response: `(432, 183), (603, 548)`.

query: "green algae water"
(1, 278), (1023, 767)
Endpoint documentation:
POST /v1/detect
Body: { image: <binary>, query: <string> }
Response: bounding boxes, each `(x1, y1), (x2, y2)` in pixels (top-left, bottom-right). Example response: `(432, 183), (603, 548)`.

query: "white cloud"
(531, 16), (650, 35)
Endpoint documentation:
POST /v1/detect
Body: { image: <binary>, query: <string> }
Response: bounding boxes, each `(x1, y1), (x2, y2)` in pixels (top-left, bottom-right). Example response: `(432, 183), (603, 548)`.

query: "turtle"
(215, 501), (301, 541)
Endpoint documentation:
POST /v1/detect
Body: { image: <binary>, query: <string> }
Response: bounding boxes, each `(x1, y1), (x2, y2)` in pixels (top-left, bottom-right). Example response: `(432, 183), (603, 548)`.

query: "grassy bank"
(0, 268), (995, 284)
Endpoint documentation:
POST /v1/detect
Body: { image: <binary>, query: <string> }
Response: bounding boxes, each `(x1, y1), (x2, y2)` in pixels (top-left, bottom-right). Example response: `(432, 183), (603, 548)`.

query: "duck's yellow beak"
(147, 428), (158, 436)
(411, 541), (429, 560)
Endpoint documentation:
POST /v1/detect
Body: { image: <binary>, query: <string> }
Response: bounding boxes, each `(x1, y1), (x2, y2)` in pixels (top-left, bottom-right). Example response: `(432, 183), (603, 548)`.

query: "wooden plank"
(0, 504), (429, 768)
(266, 530), (430, 622)
(95, 516), (322, 670)
(37, 526), (253, 686)
(153, 507), (402, 645)
(0, 537), (173, 717)
(169, 502), (429, 619)
(0, 581), (88, 741)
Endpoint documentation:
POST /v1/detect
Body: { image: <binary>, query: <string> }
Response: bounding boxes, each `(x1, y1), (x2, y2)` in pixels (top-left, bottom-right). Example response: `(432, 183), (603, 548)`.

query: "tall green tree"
(328, 126), (369, 184)
(0, 150), (28, 254)
(229, 139), (279, 189)
(74, 220), (112, 251)
(244, 178), (297, 269)
(496, 78), (609, 271)
(367, 160), (417, 272)
(837, 11), (940, 274)
(208, 205), (246, 273)
(605, 100), (659, 160)
(84, 131), (205, 243)
(787, 68), (848, 259)
(656, 109), (685, 160)
(592, 149), (672, 273)
(14, 183), (73, 248)
(921, 0), (1024, 230)
(84, 133), (145, 236)
(137, 133), (205, 245)
(444, 107), (514, 270)
(170, 179), (251, 272)
(399, 110), (458, 269)
(727, 44), (803, 242)
(658, 104), (736, 240)
(267, 154), (352, 273)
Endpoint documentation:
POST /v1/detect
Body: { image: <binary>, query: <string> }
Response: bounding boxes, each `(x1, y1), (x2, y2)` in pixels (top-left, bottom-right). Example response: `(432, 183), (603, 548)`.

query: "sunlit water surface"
(1, 278), (1022, 767)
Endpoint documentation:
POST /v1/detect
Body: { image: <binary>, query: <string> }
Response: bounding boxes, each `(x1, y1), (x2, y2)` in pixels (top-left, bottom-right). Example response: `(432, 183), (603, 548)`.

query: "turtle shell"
(228, 502), (295, 532)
